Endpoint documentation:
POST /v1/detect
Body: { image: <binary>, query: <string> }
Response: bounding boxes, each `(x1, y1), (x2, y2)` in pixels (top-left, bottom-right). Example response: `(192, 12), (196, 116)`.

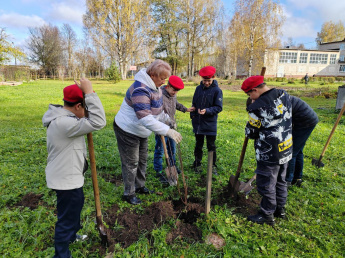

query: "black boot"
(247, 210), (275, 226)
(123, 195), (142, 205)
(274, 207), (286, 219)
(135, 187), (154, 194)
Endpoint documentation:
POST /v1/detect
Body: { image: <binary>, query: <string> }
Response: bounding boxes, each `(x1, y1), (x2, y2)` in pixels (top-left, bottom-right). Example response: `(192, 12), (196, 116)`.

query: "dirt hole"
(15, 193), (43, 210)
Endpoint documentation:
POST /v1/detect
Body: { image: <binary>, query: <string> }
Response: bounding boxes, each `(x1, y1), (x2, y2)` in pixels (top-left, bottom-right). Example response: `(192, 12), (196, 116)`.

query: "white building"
(264, 38), (345, 78)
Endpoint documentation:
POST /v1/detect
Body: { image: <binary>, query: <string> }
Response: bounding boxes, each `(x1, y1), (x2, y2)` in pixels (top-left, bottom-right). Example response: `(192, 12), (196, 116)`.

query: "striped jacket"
(115, 68), (170, 138)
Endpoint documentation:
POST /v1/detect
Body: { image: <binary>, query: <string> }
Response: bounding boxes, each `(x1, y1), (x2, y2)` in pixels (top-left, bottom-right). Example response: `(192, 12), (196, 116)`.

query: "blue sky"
(1, 0), (345, 50)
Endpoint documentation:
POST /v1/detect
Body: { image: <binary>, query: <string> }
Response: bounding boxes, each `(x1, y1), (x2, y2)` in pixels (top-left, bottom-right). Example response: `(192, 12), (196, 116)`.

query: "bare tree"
(84, 0), (152, 79)
(231, 0), (284, 76)
(61, 24), (77, 78)
(27, 24), (63, 76)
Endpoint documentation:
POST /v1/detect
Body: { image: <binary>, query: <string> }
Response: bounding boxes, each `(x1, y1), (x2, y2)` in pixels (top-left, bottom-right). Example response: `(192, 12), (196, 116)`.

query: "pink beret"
(199, 66), (216, 79)
(241, 76), (264, 93)
(168, 75), (184, 90)
(63, 84), (84, 103)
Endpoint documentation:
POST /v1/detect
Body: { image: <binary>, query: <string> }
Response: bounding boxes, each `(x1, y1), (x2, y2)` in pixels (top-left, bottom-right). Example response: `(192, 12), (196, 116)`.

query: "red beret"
(241, 76), (264, 93)
(63, 84), (84, 103)
(199, 66), (216, 79)
(168, 75), (184, 90)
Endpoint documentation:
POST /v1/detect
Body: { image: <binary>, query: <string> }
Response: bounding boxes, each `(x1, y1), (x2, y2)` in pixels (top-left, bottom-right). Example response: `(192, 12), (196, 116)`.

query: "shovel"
(312, 101), (345, 168)
(228, 136), (249, 196)
(79, 79), (108, 246)
(239, 174), (256, 195)
(87, 133), (108, 246)
(161, 135), (178, 186)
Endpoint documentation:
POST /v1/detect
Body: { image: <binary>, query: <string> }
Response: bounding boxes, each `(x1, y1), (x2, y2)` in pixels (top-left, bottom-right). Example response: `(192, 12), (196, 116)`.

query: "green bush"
(288, 78), (296, 84)
(275, 77), (287, 82)
(105, 62), (121, 83)
(335, 77), (344, 81)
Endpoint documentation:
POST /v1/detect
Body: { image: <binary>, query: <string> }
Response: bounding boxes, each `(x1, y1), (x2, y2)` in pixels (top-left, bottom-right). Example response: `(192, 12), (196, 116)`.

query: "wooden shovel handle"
(234, 137), (249, 182)
(319, 102), (345, 159)
(87, 133), (102, 218)
(161, 135), (171, 166)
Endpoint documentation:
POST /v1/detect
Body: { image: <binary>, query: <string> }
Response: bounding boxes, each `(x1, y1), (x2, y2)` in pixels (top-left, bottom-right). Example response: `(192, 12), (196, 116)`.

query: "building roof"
(319, 38), (345, 45)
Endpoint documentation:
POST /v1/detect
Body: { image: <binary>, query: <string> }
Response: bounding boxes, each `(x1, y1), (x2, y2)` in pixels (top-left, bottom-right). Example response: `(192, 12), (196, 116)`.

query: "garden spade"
(228, 67), (266, 196)
(312, 101), (345, 168)
(239, 174), (256, 195)
(78, 79), (108, 246)
(161, 135), (178, 186)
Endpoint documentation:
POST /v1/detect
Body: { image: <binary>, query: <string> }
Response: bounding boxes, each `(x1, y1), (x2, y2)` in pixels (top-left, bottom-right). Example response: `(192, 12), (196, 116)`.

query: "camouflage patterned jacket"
(245, 88), (293, 165)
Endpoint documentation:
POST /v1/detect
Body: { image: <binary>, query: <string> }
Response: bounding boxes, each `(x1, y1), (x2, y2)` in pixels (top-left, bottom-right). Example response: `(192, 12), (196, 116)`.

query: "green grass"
(1, 79), (345, 257)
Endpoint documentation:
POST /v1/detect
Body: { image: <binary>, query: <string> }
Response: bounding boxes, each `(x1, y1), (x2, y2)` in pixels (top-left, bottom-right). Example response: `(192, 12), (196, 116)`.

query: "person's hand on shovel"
(166, 129), (182, 144)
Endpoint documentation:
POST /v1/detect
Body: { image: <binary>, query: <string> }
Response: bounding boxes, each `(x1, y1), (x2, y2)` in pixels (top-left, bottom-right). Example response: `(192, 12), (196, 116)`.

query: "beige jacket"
(42, 93), (106, 190)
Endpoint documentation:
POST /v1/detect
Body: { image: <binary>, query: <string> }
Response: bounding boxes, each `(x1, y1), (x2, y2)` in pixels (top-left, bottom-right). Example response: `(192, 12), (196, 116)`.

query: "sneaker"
(194, 166), (202, 173)
(156, 172), (169, 186)
(76, 234), (88, 242)
(212, 166), (218, 176)
(294, 179), (303, 188)
(177, 168), (182, 174)
(247, 210), (275, 226)
(274, 207), (286, 219)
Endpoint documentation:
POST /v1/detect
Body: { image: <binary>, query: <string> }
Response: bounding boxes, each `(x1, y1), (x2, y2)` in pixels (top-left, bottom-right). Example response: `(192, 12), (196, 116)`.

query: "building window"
(330, 54), (337, 64)
(340, 55), (345, 62)
(309, 53), (328, 64)
(340, 44), (345, 50)
(299, 53), (308, 63)
(340, 65), (345, 72)
(279, 52), (297, 63)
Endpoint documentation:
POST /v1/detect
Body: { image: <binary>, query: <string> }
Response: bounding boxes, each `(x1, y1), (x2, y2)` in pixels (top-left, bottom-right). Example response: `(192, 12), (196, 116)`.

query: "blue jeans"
(54, 187), (84, 258)
(286, 125), (316, 182)
(154, 134), (176, 172)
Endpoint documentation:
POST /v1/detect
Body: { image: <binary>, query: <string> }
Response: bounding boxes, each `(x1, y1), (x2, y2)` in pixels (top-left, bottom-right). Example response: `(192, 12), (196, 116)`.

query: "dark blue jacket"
(190, 80), (223, 135)
(246, 89), (293, 165)
(290, 96), (318, 129)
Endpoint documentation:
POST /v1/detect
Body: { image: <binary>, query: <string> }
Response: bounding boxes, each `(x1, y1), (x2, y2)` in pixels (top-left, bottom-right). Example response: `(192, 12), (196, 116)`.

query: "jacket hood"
(42, 104), (75, 127)
(134, 68), (158, 91)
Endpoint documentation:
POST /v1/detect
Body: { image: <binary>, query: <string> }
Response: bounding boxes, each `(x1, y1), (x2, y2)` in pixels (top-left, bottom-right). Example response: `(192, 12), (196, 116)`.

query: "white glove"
(166, 129), (182, 144)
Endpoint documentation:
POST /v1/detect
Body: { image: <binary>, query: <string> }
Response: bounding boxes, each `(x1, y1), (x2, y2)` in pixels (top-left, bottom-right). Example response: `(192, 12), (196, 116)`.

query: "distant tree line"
(1, 0), (345, 81)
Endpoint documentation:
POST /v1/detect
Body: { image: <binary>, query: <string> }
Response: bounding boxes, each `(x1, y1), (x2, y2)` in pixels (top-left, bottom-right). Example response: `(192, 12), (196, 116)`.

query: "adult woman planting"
(113, 59), (182, 205)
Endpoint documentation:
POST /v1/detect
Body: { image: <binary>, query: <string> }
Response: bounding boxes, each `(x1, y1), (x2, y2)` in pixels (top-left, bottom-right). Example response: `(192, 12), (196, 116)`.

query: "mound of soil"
(96, 199), (203, 254)
(215, 187), (261, 217)
(15, 193), (43, 210)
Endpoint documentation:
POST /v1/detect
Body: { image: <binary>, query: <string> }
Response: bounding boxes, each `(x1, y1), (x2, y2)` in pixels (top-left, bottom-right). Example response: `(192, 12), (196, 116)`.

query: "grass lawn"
(1, 79), (345, 257)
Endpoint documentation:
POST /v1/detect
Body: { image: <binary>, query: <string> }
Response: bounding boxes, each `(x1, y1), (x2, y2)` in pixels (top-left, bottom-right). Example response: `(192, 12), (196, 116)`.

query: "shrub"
(105, 62), (121, 83)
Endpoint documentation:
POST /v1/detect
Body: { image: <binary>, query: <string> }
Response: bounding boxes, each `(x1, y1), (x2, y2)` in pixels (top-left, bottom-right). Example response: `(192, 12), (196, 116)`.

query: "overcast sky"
(1, 0), (345, 49)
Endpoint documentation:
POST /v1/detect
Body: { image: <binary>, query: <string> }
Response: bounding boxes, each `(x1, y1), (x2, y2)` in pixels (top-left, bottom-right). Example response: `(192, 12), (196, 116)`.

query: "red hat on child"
(241, 76), (264, 93)
(168, 75), (184, 90)
(63, 84), (84, 103)
(199, 66), (216, 79)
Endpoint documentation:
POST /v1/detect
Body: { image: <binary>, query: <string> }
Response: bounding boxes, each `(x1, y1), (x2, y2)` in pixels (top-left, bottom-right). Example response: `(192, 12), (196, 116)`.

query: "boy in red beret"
(154, 75), (195, 185)
(42, 78), (106, 257)
(241, 76), (292, 226)
(190, 66), (223, 174)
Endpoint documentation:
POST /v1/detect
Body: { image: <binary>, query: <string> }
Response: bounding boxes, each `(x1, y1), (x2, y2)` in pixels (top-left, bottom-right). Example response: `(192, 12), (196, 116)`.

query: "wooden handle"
(161, 135), (171, 166)
(87, 133), (102, 217)
(234, 137), (249, 182)
(260, 67), (266, 76)
(205, 151), (213, 215)
(319, 102), (345, 159)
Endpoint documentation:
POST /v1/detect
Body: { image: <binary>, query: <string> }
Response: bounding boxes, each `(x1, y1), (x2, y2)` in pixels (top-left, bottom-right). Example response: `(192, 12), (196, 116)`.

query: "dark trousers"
(255, 163), (288, 216)
(193, 134), (217, 167)
(286, 125), (316, 182)
(54, 187), (84, 258)
(113, 121), (147, 196)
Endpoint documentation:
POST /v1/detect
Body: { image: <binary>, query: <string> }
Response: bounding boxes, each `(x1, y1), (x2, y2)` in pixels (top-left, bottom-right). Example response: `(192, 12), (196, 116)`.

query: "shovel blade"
(238, 183), (254, 195)
(165, 166), (178, 186)
(229, 175), (244, 194)
(312, 158), (324, 168)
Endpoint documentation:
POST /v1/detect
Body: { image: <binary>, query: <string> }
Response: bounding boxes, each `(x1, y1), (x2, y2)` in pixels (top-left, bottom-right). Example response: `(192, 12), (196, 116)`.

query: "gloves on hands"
(166, 129), (182, 144)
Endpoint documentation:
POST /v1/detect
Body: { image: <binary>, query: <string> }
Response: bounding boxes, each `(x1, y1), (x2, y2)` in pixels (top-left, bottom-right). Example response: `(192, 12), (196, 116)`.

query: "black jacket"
(190, 80), (223, 135)
(246, 89), (292, 165)
(290, 96), (318, 129)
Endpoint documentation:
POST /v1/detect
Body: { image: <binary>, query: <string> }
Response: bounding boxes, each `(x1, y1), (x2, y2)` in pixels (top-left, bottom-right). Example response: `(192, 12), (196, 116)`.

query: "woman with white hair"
(113, 59), (182, 205)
